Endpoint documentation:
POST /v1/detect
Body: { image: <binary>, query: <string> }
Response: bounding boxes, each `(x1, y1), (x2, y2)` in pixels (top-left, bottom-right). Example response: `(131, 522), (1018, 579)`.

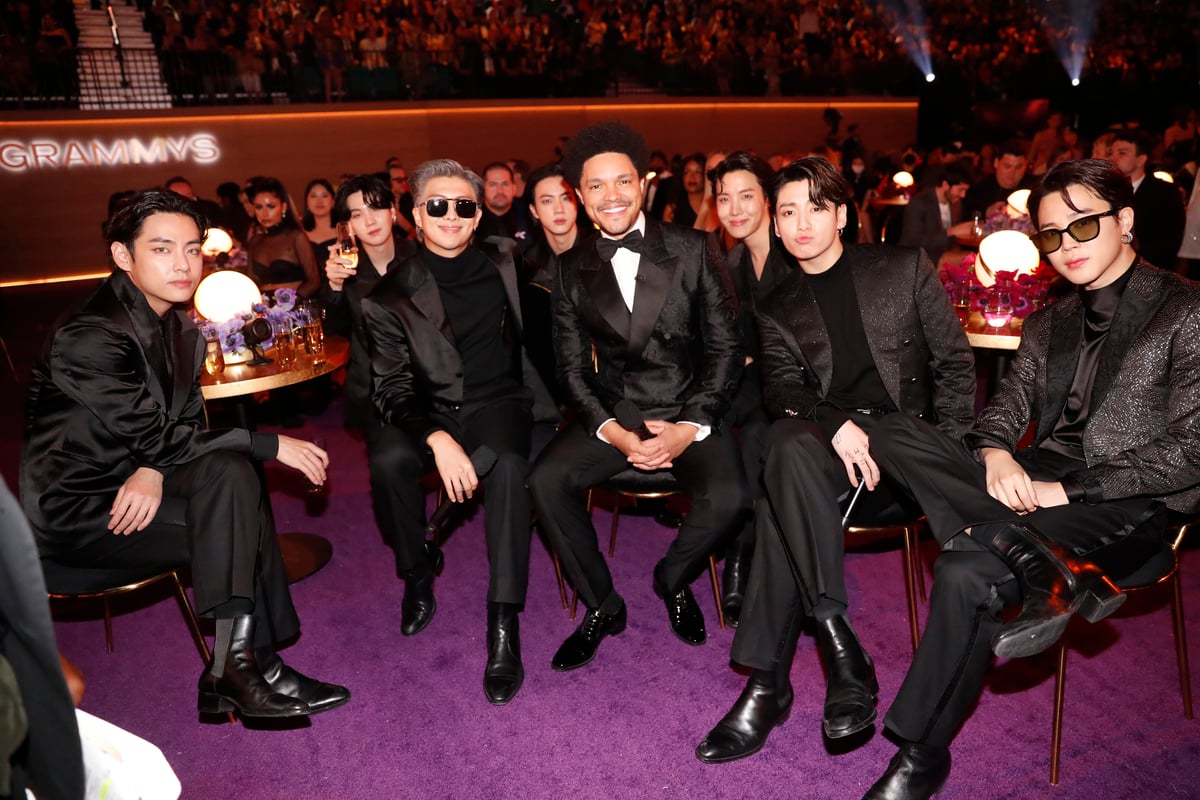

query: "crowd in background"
(2, 0), (1197, 114)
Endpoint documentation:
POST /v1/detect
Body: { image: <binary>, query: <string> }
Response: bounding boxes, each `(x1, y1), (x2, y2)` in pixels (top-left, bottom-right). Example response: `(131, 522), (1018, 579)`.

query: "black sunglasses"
(1028, 209), (1119, 255)
(422, 198), (478, 218)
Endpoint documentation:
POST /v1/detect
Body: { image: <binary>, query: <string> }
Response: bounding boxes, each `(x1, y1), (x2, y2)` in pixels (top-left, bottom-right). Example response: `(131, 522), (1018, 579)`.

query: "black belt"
(850, 407), (894, 417)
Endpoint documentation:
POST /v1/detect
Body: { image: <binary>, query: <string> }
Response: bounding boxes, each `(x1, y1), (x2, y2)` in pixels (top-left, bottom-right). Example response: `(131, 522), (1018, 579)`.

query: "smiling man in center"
(529, 121), (748, 672)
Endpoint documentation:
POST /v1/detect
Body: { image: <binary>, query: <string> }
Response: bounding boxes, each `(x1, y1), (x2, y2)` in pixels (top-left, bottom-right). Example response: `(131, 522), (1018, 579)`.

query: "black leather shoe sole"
(823, 706), (877, 739)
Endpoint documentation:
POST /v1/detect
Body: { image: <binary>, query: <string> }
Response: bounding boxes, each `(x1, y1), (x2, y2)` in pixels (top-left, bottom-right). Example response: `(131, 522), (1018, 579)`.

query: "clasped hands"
(603, 419), (698, 471)
(981, 447), (1068, 512)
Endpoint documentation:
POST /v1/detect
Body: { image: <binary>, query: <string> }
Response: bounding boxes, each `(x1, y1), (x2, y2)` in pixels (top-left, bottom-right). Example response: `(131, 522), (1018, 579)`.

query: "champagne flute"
(203, 333), (225, 376)
(336, 221), (358, 272)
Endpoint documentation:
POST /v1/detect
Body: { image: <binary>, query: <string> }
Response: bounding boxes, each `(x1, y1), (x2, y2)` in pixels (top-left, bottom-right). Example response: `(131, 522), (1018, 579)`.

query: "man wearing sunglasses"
(858, 158), (1200, 799)
(360, 159), (559, 706)
(528, 121), (748, 670)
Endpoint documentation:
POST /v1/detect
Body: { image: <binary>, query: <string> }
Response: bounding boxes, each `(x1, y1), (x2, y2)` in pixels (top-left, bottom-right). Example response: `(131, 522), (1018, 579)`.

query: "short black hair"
(1110, 128), (1151, 157)
(560, 121), (650, 188)
(104, 188), (207, 264)
(1028, 158), (1135, 229)
(772, 157), (851, 210)
(708, 151), (775, 198)
(524, 162), (569, 202)
(933, 162), (974, 189)
(333, 174), (395, 224)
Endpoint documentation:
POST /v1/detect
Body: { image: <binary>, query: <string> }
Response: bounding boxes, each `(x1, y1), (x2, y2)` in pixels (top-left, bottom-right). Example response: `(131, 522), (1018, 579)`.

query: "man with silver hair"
(360, 159), (557, 705)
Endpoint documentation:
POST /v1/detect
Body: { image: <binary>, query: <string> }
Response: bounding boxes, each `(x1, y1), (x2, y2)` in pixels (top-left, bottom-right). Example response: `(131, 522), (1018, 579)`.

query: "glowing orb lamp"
(193, 270), (261, 322)
(1153, 171), (1174, 184)
(201, 227), (234, 257)
(1006, 189), (1031, 218)
(975, 230), (1041, 287)
(892, 171), (915, 189)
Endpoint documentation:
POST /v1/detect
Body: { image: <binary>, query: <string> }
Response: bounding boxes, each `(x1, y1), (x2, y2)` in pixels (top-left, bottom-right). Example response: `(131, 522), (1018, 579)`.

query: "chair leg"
(552, 550), (569, 611)
(708, 555), (725, 630)
(901, 526), (921, 653)
(102, 597), (115, 654)
(1171, 571), (1194, 719)
(1050, 639), (1068, 785)
(914, 524), (928, 602)
(170, 571), (212, 664)
(608, 495), (622, 557)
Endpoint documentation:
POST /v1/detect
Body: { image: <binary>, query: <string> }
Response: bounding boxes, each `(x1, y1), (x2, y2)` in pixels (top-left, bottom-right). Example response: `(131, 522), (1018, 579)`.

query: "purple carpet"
(30, 397), (1200, 799)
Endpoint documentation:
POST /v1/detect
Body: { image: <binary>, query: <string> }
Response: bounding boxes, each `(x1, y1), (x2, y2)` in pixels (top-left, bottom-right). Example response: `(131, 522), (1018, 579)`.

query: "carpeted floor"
(29, 395), (1200, 800)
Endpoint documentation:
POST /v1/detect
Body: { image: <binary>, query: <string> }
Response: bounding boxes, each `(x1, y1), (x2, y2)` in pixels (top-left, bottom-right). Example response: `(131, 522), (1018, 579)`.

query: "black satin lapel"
(492, 250), (524, 334)
(408, 262), (456, 346)
(850, 251), (900, 404)
(130, 311), (171, 409)
(1093, 267), (1163, 414)
(172, 315), (199, 418)
(581, 256), (632, 340)
(1039, 297), (1083, 440)
(786, 276), (833, 392)
(628, 251), (677, 358)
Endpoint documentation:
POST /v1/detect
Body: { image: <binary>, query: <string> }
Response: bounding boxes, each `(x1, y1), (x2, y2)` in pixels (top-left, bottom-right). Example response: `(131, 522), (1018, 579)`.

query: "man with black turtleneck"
(359, 159), (557, 706)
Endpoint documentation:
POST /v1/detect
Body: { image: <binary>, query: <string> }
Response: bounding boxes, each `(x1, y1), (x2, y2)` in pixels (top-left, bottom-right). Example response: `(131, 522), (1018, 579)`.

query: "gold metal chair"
(844, 517), (927, 653)
(42, 560), (211, 664)
(1048, 521), (1193, 784)
(570, 467), (725, 630)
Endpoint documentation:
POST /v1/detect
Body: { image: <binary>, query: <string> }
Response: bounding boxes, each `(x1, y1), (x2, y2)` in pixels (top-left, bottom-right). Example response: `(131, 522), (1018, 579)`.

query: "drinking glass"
(336, 221), (358, 272)
(983, 295), (1013, 330)
(202, 329), (225, 376)
(307, 436), (328, 496)
(273, 319), (296, 370)
(970, 213), (985, 239)
(305, 315), (325, 359)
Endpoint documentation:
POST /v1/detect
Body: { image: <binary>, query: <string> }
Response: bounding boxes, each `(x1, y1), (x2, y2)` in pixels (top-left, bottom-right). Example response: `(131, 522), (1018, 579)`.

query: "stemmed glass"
(336, 221), (358, 272)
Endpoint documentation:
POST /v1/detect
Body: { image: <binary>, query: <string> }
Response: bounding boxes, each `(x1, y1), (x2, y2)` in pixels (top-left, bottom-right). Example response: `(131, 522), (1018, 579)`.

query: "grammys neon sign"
(0, 133), (220, 173)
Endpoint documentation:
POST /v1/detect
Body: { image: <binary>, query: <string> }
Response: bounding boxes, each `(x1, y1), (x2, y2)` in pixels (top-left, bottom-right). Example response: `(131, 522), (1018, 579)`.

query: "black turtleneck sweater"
(425, 247), (520, 401)
(1039, 266), (1136, 462)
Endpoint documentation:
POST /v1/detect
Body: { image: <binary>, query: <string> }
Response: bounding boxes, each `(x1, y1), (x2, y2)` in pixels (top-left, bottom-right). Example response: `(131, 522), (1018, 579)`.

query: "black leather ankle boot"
(694, 669), (793, 763)
(980, 522), (1125, 658)
(862, 742), (951, 800)
(721, 541), (754, 627)
(483, 602), (524, 705)
(256, 648), (351, 715)
(814, 614), (878, 738)
(401, 541), (445, 636)
(197, 615), (311, 718)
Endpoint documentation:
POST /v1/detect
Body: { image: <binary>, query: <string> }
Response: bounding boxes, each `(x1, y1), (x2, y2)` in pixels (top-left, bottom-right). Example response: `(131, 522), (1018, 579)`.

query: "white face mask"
(851, 164), (865, 176)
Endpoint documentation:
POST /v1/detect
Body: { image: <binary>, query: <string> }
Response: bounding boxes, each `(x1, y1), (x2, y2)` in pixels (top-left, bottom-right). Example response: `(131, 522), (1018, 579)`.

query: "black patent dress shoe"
(862, 743), (951, 800)
(815, 614), (878, 738)
(401, 541), (445, 636)
(483, 603), (524, 705)
(653, 563), (705, 645)
(981, 523), (1124, 659)
(197, 615), (311, 719)
(551, 603), (627, 671)
(695, 672), (793, 764)
(260, 654), (351, 715)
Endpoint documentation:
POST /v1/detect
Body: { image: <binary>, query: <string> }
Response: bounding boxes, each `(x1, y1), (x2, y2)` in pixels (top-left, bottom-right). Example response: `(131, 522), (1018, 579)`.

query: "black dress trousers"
(367, 396), (534, 605)
(54, 450), (300, 650)
(528, 421), (748, 615)
(867, 413), (1165, 747)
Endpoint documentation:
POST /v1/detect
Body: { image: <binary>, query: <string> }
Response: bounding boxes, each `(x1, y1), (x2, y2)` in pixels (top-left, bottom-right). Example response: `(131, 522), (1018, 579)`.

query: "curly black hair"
(560, 121), (650, 188)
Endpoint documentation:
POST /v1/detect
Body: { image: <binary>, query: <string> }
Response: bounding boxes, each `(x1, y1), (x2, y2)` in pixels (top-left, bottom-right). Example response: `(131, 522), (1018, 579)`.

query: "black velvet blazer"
(20, 270), (273, 556)
(968, 261), (1200, 513)
(361, 243), (559, 445)
(756, 244), (976, 437)
(551, 217), (742, 433)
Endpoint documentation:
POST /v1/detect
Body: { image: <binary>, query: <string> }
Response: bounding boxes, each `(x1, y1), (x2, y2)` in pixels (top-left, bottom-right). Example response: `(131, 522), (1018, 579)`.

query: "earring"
(1121, 231), (1133, 244)
(837, 227), (845, 237)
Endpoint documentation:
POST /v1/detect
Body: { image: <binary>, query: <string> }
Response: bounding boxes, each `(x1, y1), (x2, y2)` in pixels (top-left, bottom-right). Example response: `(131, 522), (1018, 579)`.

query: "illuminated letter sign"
(0, 133), (221, 173)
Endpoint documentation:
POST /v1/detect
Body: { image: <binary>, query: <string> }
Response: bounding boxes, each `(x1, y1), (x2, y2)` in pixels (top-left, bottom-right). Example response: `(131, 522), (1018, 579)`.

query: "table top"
(966, 329), (1021, 351)
(201, 335), (349, 400)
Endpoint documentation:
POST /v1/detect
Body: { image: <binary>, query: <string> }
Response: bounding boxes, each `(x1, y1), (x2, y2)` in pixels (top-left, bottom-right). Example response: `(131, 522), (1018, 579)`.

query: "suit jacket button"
(909, 377), (918, 383)
(902, 338), (912, 345)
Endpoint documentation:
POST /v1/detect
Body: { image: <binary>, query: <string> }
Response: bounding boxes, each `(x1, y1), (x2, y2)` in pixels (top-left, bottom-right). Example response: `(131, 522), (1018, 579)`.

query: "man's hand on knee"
(108, 467), (164, 535)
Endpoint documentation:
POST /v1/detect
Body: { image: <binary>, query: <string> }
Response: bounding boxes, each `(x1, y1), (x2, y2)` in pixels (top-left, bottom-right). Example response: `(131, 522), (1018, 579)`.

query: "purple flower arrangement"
(941, 253), (1055, 330)
(194, 287), (299, 356)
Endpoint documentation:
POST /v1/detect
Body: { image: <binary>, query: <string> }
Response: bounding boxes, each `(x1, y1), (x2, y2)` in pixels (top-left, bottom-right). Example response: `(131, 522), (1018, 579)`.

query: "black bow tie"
(596, 229), (645, 261)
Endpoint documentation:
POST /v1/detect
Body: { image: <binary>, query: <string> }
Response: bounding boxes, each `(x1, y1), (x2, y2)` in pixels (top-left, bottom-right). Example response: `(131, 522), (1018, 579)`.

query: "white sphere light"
(201, 227), (234, 257)
(893, 171), (915, 188)
(193, 271), (262, 323)
(975, 230), (1041, 287)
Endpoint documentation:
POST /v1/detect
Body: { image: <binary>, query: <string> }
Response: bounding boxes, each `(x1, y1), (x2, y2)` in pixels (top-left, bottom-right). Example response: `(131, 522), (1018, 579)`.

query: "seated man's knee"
(763, 419), (826, 470)
(867, 413), (923, 458)
(368, 432), (423, 485)
(191, 450), (257, 488)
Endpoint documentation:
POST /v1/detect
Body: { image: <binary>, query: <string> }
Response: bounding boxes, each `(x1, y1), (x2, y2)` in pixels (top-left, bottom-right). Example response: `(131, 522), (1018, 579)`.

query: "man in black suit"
(528, 121), (748, 671)
(360, 159), (558, 705)
(859, 159), (1200, 799)
(1109, 128), (1186, 270)
(21, 189), (348, 721)
(898, 162), (975, 267)
(695, 157), (975, 764)
(962, 140), (1033, 220)
(475, 161), (535, 248)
